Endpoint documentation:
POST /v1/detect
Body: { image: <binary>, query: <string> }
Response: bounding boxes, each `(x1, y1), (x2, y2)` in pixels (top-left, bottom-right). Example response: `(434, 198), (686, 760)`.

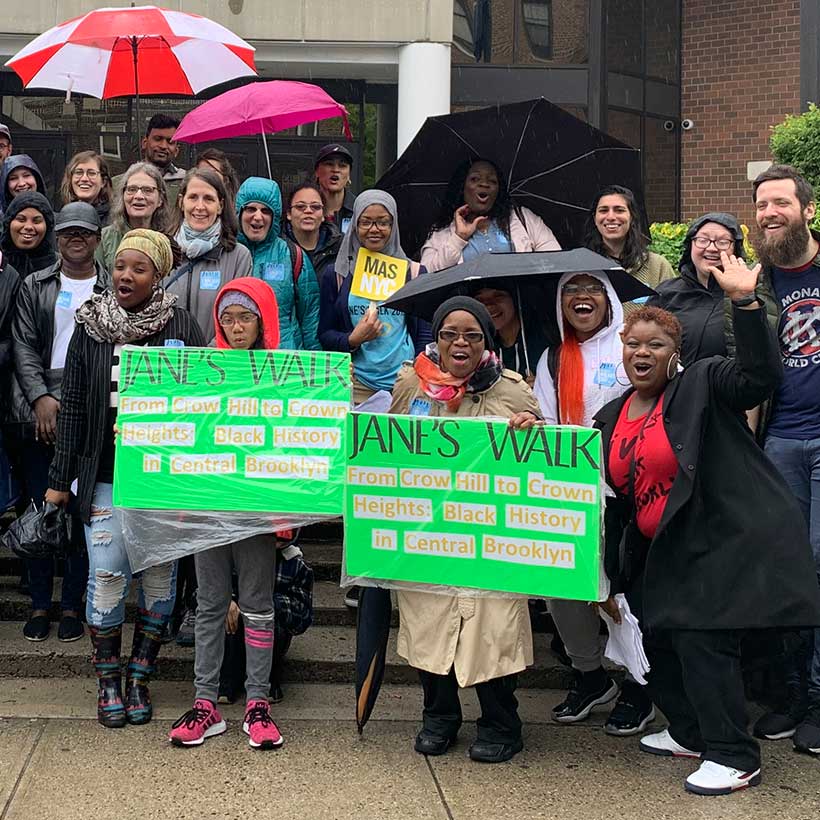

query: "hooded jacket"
(0, 192), (57, 278)
(1, 155), (46, 215)
(213, 277), (280, 350)
(533, 271), (626, 425)
(236, 178), (320, 351)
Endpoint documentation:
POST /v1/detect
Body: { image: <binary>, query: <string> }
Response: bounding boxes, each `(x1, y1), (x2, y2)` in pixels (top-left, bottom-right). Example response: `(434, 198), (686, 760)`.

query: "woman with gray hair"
(95, 162), (171, 272)
(318, 189), (431, 405)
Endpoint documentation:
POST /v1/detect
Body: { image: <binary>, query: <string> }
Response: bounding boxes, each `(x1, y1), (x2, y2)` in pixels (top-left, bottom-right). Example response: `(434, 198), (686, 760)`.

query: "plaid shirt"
(274, 545), (314, 637)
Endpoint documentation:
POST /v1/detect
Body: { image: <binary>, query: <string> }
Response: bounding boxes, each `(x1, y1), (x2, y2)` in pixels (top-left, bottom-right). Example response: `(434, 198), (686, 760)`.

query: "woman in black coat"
(595, 252), (820, 796)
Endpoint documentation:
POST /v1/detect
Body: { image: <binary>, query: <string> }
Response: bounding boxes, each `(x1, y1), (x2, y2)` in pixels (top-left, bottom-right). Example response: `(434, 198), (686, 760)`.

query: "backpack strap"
(283, 237), (304, 286)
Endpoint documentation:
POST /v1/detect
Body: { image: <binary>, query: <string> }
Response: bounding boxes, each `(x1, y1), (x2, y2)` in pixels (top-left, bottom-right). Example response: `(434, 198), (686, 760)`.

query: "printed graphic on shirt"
(778, 286), (820, 364)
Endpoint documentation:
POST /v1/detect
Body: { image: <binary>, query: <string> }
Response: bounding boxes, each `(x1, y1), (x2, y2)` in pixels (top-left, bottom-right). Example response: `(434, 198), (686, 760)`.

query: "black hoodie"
(650, 212), (745, 365)
(1, 155), (46, 214)
(0, 192), (57, 279)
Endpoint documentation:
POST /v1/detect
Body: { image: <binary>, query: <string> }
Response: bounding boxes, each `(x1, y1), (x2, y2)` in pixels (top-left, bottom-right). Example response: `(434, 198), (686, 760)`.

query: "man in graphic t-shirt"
(750, 164), (820, 755)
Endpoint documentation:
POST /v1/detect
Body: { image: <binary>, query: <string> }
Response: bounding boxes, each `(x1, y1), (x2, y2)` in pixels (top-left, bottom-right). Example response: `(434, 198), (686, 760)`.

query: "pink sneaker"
(169, 699), (227, 747)
(243, 699), (284, 749)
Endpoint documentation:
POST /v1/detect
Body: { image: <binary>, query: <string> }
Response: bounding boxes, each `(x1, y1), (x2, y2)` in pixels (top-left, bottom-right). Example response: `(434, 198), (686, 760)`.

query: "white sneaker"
(685, 760), (761, 795)
(639, 728), (701, 758)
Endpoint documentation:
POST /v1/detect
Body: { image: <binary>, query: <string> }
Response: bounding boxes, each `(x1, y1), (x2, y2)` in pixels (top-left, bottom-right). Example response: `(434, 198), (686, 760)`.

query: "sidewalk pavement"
(1, 679), (819, 820)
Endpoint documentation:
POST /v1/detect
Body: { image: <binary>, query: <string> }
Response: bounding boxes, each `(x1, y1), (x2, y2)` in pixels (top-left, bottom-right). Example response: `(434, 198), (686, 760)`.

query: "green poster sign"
(344, 414), (602, 600)
(113, 346), (351, 514)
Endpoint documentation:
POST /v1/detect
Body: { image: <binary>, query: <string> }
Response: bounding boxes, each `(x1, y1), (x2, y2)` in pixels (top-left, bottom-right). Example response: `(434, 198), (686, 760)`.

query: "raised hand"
(708, 252), (762, 300)
(454, 204), (490, 241)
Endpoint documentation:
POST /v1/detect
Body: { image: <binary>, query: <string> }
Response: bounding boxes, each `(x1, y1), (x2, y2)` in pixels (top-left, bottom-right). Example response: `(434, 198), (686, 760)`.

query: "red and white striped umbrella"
(6, 5), (256, 99)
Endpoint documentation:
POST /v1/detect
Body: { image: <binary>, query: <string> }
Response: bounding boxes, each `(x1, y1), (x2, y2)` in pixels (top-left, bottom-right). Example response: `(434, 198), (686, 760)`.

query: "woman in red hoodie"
(169, 277), (284, 751)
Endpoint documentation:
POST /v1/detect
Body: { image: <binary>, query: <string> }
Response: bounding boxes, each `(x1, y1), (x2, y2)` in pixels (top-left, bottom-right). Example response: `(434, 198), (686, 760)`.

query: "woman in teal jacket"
(236, 177), (320, 350)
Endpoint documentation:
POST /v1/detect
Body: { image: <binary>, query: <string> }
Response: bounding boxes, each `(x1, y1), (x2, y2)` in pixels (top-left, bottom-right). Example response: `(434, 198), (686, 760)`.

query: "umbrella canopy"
(355, 586), (393, 735)
(382, 248), (655, 322)
(174, 81), (352, 143)
(5, 5), (256, 98)
(376, 98), (643, 258)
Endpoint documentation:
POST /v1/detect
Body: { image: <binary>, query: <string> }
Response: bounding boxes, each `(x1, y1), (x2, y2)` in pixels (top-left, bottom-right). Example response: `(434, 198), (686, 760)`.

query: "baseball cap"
(55, 202), (101, 233)
(0, 125), (11, 142)
(314, 143), (353, 168)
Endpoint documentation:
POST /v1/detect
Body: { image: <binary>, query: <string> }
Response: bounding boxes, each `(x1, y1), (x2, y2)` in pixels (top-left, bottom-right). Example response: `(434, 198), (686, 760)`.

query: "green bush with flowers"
(649, 222), (758, 271)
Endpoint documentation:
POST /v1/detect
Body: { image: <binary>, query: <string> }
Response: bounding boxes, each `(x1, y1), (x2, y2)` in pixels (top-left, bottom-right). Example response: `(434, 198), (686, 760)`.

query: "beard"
(753, 219), (812, 268)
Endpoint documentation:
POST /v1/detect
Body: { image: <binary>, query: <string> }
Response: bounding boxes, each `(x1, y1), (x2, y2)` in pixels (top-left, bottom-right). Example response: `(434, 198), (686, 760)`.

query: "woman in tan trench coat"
(389, 296), (540, 763)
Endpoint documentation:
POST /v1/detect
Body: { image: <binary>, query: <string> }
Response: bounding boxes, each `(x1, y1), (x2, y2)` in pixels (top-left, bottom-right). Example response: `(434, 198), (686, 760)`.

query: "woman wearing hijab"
(389, 296), (540, 763)
(421, 158), (560, 272)
(533, 271), (655, 736)
(318, 190), (430, 406)
(595, 254), (820, 795)
(0, 192), (56, 278)
(45, 229), (204, 729)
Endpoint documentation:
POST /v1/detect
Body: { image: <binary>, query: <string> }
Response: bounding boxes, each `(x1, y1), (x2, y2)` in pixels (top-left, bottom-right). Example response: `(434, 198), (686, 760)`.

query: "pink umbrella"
(174, 80), (352, 177)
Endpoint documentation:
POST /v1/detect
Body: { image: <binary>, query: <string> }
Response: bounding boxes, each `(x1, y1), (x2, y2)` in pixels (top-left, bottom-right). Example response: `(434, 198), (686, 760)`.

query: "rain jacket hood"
(0, 191), (57, 278)
(679, 212), (745, 278)
(213, 276), (280, 350)
(1, 155), (46, 212)
(234, 177), (320, 350)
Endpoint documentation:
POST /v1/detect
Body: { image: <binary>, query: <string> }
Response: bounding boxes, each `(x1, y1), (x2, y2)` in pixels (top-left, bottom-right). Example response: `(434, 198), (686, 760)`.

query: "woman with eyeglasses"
(59, 151), (113, 228)
(97, 163), (172, 273)
(389, 295), (540, 763)
(318, 190), (430, 406)
(283, 182), (342, 278)
(532, 271), (656, 736)
(650, 213), (758, 366)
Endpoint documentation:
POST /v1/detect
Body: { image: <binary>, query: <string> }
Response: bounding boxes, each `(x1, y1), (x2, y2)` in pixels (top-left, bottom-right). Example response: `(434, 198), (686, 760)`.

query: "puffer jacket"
(8, 260), (110, 425)
(236, 177), (320, 350)
(1, 155), (46, 214)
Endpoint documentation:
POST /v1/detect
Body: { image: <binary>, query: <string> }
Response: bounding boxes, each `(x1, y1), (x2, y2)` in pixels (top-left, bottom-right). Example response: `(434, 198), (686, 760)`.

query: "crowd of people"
(1, 110), (820, 797)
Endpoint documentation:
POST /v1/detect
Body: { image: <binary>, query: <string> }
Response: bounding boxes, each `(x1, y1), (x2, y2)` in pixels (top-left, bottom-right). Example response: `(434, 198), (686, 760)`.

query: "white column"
(397, 42), (451, 155)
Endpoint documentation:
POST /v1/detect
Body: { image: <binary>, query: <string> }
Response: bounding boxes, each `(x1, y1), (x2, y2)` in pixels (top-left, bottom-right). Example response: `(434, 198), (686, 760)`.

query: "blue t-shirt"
(348, 293), (414, 392)
(768, 261), (820, 439)
(462, 220), (511, 260)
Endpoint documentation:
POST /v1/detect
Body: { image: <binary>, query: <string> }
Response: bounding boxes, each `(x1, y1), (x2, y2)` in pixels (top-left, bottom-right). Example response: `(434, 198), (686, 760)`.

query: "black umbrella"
(377, 98), (643, 258)
(382, 248), (655, 322)
(355, 586), (393, 734)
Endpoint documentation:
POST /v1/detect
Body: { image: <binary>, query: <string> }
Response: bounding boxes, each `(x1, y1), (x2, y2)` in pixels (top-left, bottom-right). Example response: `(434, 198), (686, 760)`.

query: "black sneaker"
(57, 614), (84, 642)
(344, 586), (361, 609)
(753, 684), (808, 740)
(23, 614), (51, 642)
(552, 668), (619, 723)
(793, 704), (820, 754)
(604, 683), (656, 736)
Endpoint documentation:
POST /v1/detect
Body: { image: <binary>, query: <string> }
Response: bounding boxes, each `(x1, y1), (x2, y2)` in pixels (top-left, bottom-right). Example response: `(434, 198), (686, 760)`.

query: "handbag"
(1, 499), (75, 559)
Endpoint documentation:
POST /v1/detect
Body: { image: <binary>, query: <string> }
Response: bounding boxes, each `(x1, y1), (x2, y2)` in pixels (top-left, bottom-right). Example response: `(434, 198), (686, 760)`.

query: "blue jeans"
(84, 483), (177, 628)
(764, 435), (820, 703)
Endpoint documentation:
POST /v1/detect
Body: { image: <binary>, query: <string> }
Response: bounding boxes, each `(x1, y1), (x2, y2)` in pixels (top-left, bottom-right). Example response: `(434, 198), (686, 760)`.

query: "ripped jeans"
(84, 483), (177, 628)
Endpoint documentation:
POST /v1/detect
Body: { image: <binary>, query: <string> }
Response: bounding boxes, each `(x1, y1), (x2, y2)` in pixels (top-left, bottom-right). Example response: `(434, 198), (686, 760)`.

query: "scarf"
(175, 220), (221, 260)
(75, 288), (178, 344)
(414, 343), (503, 411)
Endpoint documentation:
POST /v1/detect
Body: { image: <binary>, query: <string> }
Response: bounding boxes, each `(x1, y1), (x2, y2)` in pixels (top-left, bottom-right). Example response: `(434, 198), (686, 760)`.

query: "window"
(453, 0), (476, 59)
(522, 1), (552, 60)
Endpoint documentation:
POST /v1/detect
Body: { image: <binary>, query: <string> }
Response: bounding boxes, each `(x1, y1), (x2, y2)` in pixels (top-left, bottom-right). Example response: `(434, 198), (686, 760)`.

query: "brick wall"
(680, 0), (801, 227)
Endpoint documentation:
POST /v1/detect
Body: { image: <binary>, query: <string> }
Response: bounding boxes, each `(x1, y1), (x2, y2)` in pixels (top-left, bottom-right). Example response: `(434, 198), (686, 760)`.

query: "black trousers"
(418, 668), (522, 745)
(646, 628), (760, 772)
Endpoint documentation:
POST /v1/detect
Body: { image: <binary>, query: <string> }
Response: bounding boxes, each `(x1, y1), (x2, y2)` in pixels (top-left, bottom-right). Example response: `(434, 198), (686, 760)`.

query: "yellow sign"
(350, 248), (409, 302)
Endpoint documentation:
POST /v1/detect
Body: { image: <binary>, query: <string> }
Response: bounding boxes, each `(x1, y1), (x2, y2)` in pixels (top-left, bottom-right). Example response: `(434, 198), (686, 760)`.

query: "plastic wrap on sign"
(341, 414), (606, 601)
(113, 346), (350, 569)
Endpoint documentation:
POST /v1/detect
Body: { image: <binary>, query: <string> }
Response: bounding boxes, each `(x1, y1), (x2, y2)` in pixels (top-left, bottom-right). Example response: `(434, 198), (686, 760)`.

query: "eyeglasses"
(437, 329), (484, 344)
(125, 185), (158, 196)
(58, 228), (96, 239)
(291, 203), (323, 213)
(692, 236), (734, 251)
(219, 312), (258, 327)
(358, 218), (393, 230)
(561, 283), (605, 295)
(72, 169), (101, 179)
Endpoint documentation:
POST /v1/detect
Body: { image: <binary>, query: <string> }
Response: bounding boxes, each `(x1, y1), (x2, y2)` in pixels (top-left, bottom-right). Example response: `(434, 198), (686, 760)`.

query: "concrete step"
(0, 620), (598, 689)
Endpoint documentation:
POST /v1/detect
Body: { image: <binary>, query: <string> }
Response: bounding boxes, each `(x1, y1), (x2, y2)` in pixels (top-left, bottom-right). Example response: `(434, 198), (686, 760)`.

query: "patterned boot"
(125, 609), (168, 725)
(89, 625), (126, 728)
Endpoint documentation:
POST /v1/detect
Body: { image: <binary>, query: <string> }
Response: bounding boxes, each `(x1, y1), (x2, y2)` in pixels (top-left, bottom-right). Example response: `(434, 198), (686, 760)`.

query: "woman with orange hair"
(533, 271), (653, 736)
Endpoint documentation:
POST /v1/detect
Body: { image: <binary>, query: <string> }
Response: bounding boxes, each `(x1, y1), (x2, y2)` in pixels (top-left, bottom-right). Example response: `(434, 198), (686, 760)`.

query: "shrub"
(770, 103), (820, 193)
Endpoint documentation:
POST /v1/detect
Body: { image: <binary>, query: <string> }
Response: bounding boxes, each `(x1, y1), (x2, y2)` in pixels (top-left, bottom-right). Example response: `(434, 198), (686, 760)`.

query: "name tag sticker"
(199, 270), (221, 291)
(56, 290), (72, 309)
(164, 339), (185, 348)
(409, 398), (431, 417)
(262, 263), (285, 282)
(594, 362), (617, 387)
